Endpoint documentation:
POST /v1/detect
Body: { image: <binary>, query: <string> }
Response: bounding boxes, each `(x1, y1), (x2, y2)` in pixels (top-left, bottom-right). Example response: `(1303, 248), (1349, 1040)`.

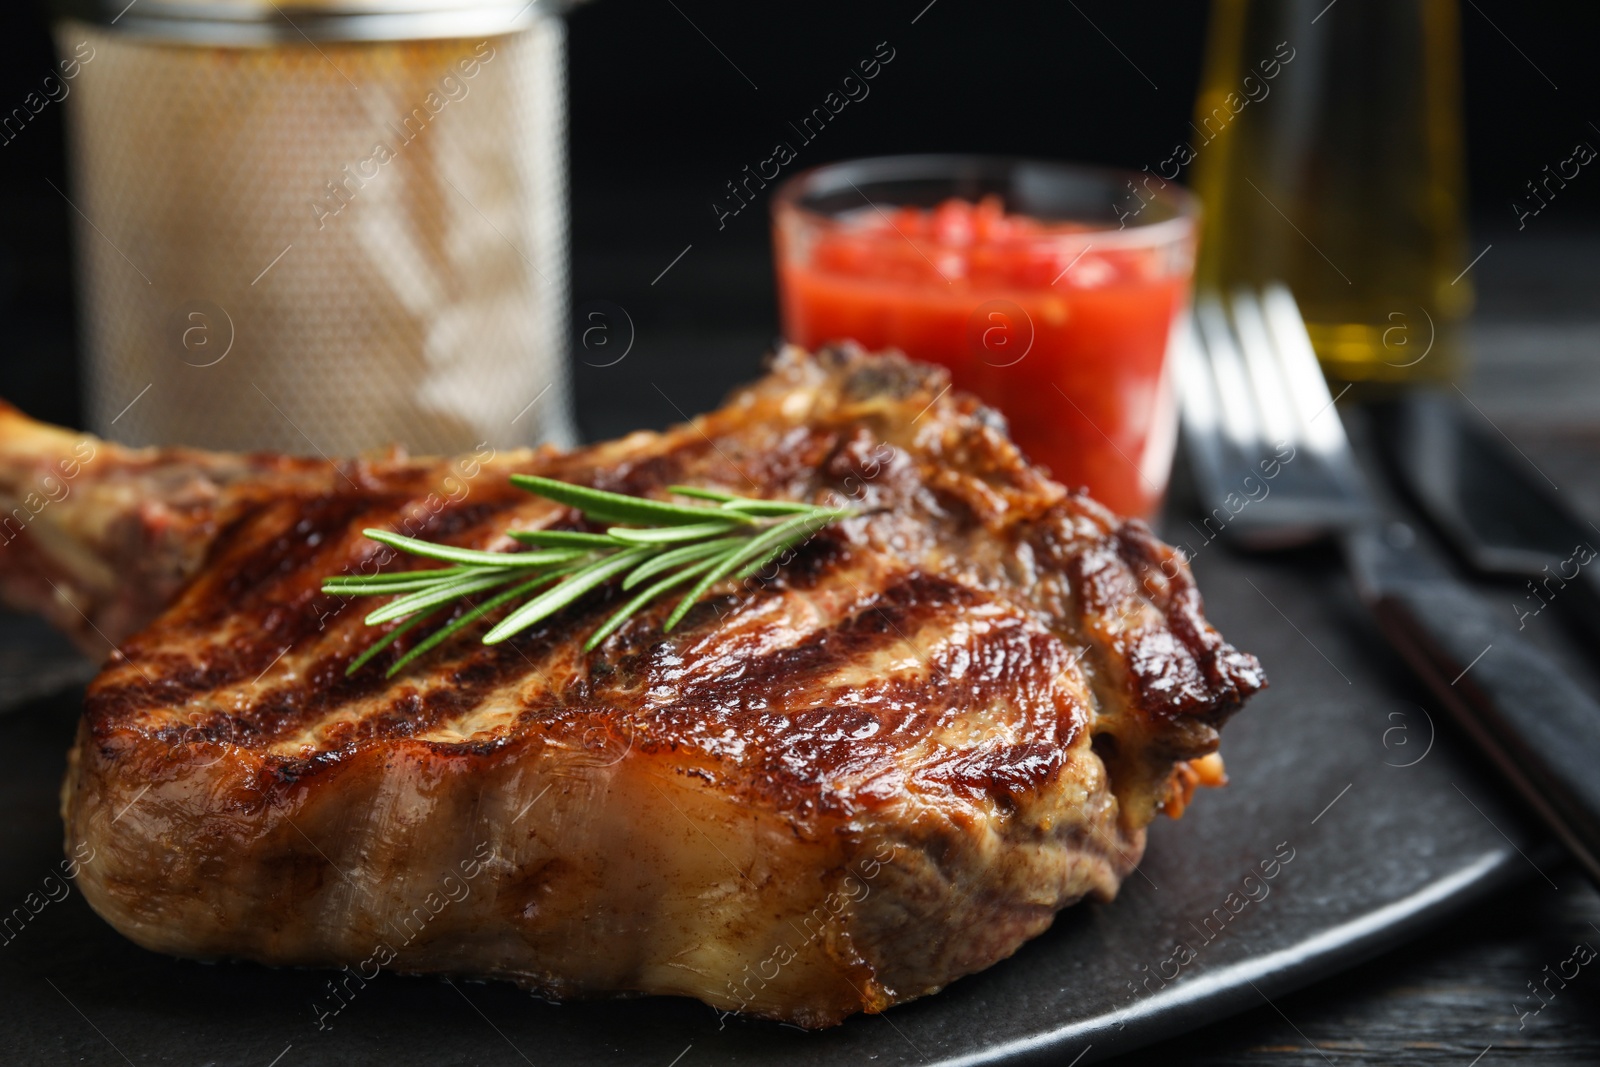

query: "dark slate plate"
(0, 530), (1558, 1067)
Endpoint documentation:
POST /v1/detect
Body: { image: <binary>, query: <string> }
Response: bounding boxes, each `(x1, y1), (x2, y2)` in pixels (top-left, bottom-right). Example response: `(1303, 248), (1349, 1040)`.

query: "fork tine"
(1177, 313), (1220, 440)
(1259, 284), (1351, 460)
(1195, 294), (1264, 463)
(1229, 289), (1299, 455)
(1179, 285), (1375, 547)
(1177, 312), (1231, 501)
(1257, 283), (1376, 518)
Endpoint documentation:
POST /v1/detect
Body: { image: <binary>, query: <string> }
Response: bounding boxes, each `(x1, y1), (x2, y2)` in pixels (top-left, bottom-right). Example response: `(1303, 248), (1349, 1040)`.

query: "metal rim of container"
(51, 1), (574, 43)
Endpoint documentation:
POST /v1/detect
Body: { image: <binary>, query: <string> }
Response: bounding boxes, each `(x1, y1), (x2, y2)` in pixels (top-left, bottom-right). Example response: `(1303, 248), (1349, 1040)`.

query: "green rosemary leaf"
(324, 565), (473, 588)
(365, 569), (524, 626)
(506, 529), (624, 548)
(718, 498), (823, 516)
(482, 547), (652, 645)
(361, 529), (588, 568)
(323, 572), (477, 596)
(666, 485), (742, 503)
(333, 477), (856, 673)
(360, 531), (592, 572)
(620, 536), (740, 590)
(345, 609), (438, 676)
(383, 565), (580, 678)
(585, 555), (722, 651)
(605, 520), (741, 545)
(663, 509), (845, 631)
(732, 522), (825, 581)
(511, 474), (754, 527)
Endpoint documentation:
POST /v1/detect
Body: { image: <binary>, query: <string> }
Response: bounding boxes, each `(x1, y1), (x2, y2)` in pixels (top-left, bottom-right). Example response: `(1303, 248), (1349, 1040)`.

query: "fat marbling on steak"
(0, 346), (1263, 1027)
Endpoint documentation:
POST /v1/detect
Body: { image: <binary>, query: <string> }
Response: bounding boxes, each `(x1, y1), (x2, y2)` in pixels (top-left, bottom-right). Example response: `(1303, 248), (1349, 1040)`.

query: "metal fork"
(1177, 285), (1371, 548)
(1181, 285), (1600, 887)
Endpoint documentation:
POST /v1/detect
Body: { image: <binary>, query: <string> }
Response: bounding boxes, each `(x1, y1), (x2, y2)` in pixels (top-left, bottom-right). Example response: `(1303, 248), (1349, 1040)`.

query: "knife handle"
(1364, 572), (1600, 887)
(1559, 566), (1600, 651)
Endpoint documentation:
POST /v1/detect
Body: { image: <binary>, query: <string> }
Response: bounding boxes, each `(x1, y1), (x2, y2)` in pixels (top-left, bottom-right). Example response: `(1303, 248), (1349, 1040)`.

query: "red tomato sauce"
(777, 196), (1190, 517)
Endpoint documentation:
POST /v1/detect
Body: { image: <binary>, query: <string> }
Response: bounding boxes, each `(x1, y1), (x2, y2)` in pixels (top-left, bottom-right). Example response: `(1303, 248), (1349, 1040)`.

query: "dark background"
(0, 0), (1597, 436)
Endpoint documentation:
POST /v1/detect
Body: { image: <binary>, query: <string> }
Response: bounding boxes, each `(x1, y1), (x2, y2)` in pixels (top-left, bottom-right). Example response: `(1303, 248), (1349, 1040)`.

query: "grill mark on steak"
(91, 481), (566, 731)
(93, 433), (1223, 802)
(94, 430), (893, 749)
(582, 571), (1090, 815)
(120, 562), (1091, 816)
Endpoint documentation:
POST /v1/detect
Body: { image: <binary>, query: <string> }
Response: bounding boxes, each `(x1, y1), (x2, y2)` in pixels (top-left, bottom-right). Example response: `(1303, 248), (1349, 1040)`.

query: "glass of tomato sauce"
(773, 156), (1199, 519)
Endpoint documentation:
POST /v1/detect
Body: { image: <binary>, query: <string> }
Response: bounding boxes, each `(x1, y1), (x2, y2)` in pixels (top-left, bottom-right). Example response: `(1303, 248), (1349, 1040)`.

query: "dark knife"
(1178, 288), (1600, 887)
(1381, 392), (1600, 644)
(1344, 518), (1600, 887)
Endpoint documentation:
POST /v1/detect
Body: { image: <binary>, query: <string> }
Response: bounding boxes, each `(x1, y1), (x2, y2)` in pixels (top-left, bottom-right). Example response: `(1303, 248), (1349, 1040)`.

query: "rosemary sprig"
(323, 478), (854, 677)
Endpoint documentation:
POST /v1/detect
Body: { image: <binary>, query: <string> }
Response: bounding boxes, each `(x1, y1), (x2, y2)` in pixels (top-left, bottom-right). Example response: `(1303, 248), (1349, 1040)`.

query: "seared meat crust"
(2, 347), (1263, 1026)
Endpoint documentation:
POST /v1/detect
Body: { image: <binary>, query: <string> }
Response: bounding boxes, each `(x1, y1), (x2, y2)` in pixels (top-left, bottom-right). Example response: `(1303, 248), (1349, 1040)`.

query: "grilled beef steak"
(0, 347), (1263, 1027)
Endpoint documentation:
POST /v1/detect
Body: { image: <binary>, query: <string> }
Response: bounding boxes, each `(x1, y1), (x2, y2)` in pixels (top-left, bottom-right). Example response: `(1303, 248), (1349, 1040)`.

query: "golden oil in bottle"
(1188, 0), (1470, 387)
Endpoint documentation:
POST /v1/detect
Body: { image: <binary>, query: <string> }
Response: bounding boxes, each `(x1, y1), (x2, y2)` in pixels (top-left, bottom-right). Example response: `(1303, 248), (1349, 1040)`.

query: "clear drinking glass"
(773, 156), (1198, 519)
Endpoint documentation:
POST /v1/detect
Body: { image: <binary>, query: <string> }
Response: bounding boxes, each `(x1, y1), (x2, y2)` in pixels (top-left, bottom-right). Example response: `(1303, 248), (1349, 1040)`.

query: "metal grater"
(53, 1), (576, 456)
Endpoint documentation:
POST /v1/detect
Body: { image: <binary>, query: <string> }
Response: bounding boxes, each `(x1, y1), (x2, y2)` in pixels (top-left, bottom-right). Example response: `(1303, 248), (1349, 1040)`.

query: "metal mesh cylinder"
(56, 10), (573, 455)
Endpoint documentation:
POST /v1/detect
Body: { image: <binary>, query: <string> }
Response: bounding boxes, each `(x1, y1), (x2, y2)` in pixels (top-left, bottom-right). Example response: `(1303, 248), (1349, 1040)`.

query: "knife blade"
(1380, 392), (1600, 643)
